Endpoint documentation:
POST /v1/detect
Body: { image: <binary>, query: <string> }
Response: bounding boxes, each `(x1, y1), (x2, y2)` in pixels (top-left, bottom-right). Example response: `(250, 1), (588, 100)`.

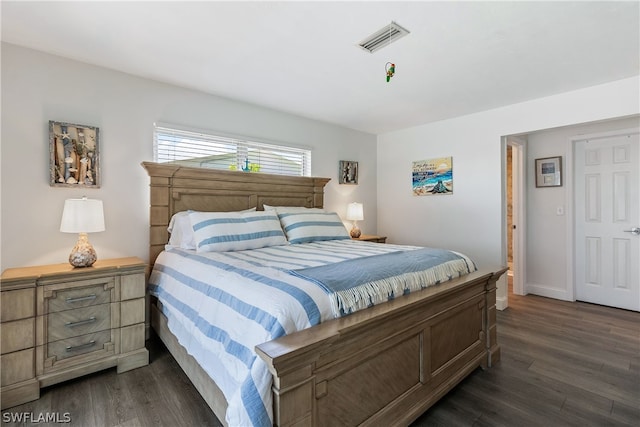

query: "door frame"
(506, 136), (526, 296)
(568, 127), (640, 303)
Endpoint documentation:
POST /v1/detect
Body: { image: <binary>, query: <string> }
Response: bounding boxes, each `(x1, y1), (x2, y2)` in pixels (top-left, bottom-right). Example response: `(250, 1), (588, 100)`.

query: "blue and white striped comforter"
(148, 240), (474, 427)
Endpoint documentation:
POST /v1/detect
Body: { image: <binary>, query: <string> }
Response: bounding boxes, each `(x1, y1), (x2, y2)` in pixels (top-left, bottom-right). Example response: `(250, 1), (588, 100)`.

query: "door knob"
(623, 227), (640, 235)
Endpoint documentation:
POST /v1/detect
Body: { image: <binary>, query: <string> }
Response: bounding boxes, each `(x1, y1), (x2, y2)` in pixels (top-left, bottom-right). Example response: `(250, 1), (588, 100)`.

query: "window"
(153, 124), (311, 177)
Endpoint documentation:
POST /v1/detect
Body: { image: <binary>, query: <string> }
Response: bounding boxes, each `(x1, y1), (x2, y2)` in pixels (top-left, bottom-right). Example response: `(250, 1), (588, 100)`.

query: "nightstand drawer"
(1, 348), (34, 386)
(46, 281), (113, 313)
(47, 304), (112, 342)
(1, 288), (35, 322)
(121, 273), (145, 300)
(47, 330), (113, 361)
(1, 318), (35, 354)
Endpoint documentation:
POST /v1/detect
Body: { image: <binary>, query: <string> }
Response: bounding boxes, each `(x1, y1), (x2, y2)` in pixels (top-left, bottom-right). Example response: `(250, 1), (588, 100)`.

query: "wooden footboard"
(256, 267), (505, 426)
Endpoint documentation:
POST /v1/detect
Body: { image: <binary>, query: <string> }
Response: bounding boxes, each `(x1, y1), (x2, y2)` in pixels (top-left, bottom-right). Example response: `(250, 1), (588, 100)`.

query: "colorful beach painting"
(412, 157), (453, 196)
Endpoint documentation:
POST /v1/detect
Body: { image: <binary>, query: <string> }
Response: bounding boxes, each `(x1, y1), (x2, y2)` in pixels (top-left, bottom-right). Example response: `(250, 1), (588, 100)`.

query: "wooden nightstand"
(353, 234), (387, 243)
(0, 257), (149, 409)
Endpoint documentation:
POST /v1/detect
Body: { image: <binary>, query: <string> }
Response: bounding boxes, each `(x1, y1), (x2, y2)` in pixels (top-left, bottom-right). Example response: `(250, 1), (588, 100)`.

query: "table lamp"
(346, 202), (364, 238)
(60, 196), (105, 267)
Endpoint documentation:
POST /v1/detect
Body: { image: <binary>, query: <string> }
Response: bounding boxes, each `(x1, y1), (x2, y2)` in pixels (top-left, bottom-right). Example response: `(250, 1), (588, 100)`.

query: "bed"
(142, 161), (505, 427)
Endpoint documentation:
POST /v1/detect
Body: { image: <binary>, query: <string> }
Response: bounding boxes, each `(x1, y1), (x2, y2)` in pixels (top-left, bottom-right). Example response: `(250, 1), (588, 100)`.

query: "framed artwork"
(535, 156), (562, 187)
(339, 160), (358, 184)
(49, 121), (100, 188)
(412, 157), (453, 196)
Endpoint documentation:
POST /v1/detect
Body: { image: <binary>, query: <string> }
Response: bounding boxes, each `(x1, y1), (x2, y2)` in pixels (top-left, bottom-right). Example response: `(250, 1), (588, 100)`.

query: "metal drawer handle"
(66, 294), (97, 304)
(65, 316), (96, 327)
(66, 340), (96, 352)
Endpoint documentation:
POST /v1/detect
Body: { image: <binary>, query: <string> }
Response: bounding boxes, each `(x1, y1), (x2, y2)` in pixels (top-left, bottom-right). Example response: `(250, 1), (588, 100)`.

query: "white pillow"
(263, 204), (325, 214)
(190, 210), (287, 252)
(278, 211), (350, 244)
(167, 208), (256, 250)
(167, 211), (197, 249)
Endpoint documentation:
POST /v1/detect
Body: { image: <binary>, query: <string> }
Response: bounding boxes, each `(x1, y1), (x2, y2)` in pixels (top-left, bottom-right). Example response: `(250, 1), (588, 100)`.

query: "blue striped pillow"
(189, 211), (287, 252)
(278, 212), (351, 244)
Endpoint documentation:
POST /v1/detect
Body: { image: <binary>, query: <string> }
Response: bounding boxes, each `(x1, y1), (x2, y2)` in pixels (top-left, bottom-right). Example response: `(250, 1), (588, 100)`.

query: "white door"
(575, 131), (639, 311)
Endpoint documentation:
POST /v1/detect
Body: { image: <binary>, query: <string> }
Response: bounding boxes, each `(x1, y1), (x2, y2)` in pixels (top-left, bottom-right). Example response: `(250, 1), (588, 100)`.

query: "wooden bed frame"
(142, 161), (505, 426)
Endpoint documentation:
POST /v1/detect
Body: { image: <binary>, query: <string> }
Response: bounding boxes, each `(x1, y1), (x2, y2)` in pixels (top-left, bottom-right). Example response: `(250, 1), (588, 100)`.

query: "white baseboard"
(526, 283), (573, 302)
(496, 295), (508, 311)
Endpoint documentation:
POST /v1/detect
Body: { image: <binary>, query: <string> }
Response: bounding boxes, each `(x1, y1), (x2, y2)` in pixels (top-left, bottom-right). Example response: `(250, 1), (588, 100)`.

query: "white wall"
(525, 116), (640, 301)
(377, 76), (640, 307)
(0, 43), (377, 269)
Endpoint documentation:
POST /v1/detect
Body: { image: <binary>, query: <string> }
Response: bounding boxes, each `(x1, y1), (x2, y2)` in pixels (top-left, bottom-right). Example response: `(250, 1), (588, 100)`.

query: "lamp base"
(69, 233), (98, 268)
(350, 225), (362, 238)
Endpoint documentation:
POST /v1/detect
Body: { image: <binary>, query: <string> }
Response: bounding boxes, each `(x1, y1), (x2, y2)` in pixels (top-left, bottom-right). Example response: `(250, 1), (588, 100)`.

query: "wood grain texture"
(120, 274), (145, 301)
(46, 330), (114, 362)
(1, 318), (34, 354)
(120, 324), (145, 354)
(45, 281), (113, 314)
(1, 258), (146, 283)
(0, 349), (34, 386)
(120, 299), (145, 327)
(317, 333), (422, 425)
(0, 288), (35, 322)
(47, 304), (111, 342)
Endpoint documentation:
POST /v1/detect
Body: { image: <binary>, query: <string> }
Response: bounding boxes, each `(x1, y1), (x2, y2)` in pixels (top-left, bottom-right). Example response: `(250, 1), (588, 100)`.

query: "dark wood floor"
(3, 280), (639, 426)
(413, 279), (640, 426)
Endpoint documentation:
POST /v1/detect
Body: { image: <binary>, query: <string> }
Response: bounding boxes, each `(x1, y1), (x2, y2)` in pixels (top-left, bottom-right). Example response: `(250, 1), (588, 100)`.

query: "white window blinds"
(153, 124), (311, 177)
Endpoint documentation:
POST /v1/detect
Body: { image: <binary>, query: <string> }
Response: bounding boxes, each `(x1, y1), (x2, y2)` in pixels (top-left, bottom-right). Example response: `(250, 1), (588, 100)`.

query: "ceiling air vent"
(358, 21), (410, 53)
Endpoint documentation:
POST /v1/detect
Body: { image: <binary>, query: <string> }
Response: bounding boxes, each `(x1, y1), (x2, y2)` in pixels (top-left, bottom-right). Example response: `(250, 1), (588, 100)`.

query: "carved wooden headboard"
(141, 162), (331, 264)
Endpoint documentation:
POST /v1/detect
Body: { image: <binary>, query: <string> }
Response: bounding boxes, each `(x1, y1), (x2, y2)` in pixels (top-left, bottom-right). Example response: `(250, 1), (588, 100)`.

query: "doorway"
(505, 118), (638, 308)
(506, 137), (526, 297)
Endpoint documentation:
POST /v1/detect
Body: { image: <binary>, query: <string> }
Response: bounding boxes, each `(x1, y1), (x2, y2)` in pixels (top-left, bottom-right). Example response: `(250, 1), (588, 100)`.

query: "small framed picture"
(535, 156), (562, 188)
(49, 121), (100, 188)
(339, 160), (358, 184)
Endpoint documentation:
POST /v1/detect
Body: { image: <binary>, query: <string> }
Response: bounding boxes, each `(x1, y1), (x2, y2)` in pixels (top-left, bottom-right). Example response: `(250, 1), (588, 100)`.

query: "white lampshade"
(60, 197), (105, 268)
(60, 197), (105, 233)
(346, 202), (364, 221)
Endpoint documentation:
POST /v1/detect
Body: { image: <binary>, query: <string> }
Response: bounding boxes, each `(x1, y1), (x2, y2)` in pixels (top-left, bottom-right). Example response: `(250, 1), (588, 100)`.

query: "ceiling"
(2, 1), (639, 134)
